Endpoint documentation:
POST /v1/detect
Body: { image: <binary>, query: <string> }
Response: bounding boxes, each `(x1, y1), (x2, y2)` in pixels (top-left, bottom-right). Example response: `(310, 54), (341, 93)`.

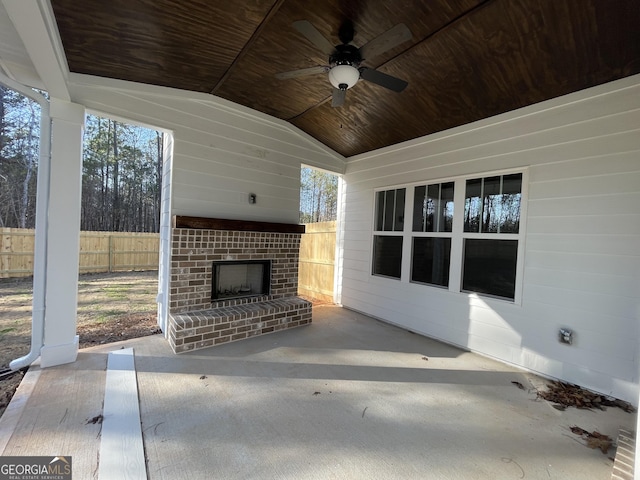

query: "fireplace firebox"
(212, 260), (271, 301)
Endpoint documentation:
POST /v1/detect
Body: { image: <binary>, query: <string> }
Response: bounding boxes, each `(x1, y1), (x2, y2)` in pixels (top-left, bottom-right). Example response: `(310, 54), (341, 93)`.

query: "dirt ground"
(0, 271), (161, 418)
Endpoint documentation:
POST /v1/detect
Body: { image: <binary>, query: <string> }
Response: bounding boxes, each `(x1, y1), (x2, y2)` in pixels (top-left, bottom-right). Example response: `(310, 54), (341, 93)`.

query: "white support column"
(39, 99), (84, 368)
(156, 132), (174, 335)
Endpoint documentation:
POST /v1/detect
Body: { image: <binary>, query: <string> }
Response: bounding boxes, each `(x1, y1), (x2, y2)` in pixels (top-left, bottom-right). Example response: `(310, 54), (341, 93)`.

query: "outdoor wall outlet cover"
(249, 193), (256, 204)
(559, 328), (573, 345)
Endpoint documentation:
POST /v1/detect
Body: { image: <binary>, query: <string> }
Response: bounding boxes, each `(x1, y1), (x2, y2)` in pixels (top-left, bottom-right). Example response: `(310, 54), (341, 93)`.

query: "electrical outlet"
(559, 328), (573, 345)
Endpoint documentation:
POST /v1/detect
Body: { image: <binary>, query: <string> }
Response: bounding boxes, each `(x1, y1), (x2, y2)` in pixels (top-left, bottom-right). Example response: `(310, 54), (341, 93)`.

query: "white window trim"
(371, 167), (529, 305)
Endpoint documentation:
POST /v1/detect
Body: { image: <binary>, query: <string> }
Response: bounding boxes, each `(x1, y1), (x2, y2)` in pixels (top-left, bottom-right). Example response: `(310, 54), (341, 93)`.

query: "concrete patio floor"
(0, 305), (635, 479)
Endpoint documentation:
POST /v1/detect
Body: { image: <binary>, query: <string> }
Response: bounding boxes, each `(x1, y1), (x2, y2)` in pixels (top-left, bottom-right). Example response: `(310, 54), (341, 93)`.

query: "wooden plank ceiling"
(51, 0), (640, 157)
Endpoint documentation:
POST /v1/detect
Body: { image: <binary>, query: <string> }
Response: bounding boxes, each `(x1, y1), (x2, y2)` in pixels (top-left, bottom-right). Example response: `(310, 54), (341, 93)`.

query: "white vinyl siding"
(340, 75), (640, 403)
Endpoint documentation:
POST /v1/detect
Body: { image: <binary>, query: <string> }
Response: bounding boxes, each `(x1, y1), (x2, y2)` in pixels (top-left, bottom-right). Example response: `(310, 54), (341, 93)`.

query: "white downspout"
(333, 174), (345, 306)
(0, 73), (50, 371)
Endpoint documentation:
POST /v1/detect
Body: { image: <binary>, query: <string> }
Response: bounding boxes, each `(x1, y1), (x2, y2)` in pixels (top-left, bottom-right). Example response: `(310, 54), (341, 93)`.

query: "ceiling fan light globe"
(328, 65), (360, 90)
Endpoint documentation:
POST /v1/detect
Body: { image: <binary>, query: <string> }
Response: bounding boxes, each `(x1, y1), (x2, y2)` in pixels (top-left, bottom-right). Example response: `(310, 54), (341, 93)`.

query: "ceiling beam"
(2, 0), (70, 100)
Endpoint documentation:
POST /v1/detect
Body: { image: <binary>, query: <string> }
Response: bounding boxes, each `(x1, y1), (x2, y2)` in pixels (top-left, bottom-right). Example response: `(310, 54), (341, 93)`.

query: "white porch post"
(39, 99), (85, 368)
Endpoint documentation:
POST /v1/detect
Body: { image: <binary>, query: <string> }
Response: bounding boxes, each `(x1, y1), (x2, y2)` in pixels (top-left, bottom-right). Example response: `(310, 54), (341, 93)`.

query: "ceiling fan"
(275, 20), (412, 107)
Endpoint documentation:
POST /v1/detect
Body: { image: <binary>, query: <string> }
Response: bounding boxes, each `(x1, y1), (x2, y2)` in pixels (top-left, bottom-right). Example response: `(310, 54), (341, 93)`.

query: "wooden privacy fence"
(298, 221), (336, 303)
(1, 223), (337, 301)
(79, 231), (159, 274)
(0, 228), (159, 278)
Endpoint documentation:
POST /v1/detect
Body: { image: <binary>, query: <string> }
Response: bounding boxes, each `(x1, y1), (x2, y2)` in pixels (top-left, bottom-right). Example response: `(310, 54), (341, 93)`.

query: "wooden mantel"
(173, 216), (305, 234)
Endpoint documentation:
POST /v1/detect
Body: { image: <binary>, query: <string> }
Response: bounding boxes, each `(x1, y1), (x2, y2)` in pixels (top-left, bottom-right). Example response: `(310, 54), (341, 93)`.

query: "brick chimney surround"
(167, 216), (312, 353)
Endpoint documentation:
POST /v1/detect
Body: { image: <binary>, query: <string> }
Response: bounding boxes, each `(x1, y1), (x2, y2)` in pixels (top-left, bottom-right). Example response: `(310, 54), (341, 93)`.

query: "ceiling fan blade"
(358, 23), (412, 62)
(292, 20), (335, 56)
(275, 65), (329, 80)
(359, 67), (408, 92)
(332, 88), (346, 107)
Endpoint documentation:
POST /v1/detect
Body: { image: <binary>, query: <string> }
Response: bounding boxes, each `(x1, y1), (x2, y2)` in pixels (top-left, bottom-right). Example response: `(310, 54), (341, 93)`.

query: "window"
(464, 174), (522, 234)
(372, 171), (525, 302)
(411, 237), (451, 287)
(462, 173), (522, 300)
(372, 236), (403, 279)
(375, 188), (405, 232)
(413, 182), (454, 233)
(372, 188), (405, 278)
(462, 239), (518, 299)
(411, 182), (454, 287)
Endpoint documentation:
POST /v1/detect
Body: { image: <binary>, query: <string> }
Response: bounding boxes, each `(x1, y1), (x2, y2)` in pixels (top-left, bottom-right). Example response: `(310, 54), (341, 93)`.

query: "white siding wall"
(68, 74), (345, 224)
(341, 75), (640, 403)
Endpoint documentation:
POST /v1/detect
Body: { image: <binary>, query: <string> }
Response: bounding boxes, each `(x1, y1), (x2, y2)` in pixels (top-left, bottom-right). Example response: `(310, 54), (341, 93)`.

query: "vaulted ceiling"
(49, 0), (639, 157)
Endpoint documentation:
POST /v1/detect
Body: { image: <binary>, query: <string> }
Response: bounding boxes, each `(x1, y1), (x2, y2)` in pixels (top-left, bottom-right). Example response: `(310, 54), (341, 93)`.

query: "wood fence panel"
(110, 233), (160, 271)
(0, 228), (159, 278)
(78, 231), (111, 273)
(0, 228), (35, 277)
(298, 221), (336, 303)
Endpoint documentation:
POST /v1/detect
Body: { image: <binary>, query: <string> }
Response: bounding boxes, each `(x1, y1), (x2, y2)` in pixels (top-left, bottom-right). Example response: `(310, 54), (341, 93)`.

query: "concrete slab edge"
(0, 366), (41, 455)
(98, 348), (146, 480)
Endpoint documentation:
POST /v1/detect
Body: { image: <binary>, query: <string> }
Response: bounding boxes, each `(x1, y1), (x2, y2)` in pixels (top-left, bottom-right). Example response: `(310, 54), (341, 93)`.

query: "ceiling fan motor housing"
(329, 44), (361, 67)
(329, 44), (362, 90)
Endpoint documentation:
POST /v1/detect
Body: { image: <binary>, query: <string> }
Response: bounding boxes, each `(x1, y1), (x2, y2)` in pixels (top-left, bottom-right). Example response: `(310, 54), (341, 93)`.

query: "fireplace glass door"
(212, 260), (271, 300)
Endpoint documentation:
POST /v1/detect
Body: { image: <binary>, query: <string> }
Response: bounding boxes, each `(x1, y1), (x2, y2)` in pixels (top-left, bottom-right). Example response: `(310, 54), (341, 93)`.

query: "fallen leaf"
(587, 436), (612, 454)
(86, 414), (103, 425)
(511, 381), (525, 390)
(570, 426), (589, 436)
(569, 426), (613, 454)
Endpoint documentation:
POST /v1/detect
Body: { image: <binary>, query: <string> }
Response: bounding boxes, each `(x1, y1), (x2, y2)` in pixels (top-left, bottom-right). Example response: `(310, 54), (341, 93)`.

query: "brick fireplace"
(167, 216), (312, 353)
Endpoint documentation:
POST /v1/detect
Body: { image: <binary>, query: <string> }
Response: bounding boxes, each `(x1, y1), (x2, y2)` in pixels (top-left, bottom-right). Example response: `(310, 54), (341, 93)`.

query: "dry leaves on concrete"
(537, 380), (635, 413)
(570, 426), (613, 454)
